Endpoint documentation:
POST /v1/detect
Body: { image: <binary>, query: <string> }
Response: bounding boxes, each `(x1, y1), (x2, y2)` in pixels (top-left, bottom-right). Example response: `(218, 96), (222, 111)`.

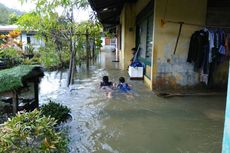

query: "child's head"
(119, 77), (125, 83)
(102, 76), (109, 83)
(131, 48), (137, 55)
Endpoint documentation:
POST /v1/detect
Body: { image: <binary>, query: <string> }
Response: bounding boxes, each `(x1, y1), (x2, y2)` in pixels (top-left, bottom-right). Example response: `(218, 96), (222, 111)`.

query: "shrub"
(22, 57), (41, 65)
(25, 44), (34, 54)
(41, 101), (71, 124)
(38, 42), (70, 70)
(0, 110), (68, 153)
(39, 44), (60, 69)
(0, 47), (22, 59)
(0, 47), (23, 67)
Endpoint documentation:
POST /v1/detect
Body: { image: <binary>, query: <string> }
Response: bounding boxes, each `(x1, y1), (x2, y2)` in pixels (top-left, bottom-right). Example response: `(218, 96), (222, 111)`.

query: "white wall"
(21, 32), (44, 51)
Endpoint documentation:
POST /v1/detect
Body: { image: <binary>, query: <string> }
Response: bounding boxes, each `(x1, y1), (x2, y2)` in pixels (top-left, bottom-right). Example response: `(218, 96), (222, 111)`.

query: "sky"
(0, 0), (91, 22)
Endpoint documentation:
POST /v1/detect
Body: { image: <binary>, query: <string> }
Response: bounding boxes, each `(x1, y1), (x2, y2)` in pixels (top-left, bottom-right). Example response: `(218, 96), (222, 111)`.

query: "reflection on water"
(39, 52), (226, 153)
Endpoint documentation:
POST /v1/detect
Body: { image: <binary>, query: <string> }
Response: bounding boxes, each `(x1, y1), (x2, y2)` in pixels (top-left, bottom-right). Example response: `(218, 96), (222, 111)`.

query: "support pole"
(12, 91), (18, 114)
(34, 79), (39, 109)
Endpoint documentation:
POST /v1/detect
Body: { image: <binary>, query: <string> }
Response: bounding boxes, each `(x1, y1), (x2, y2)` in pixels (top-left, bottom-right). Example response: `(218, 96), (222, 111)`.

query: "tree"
(9, 13), (20, 24)
(0, 3), (23, 25)
(18, 0), (88, 86)
(75, 21), (102, 66)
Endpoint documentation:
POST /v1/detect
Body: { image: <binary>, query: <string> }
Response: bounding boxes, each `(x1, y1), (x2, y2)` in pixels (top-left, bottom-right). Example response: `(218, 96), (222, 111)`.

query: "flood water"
(39, 51), (226, 153)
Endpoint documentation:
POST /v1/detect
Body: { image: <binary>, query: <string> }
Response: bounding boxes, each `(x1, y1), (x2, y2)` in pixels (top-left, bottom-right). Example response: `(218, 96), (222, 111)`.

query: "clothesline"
(161, 19), (230, 54)
(164, 19), (230, 29)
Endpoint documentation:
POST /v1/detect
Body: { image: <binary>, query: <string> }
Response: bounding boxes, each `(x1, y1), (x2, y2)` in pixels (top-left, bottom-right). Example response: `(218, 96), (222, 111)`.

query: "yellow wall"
(120, 0), (210, 90)
(152, 0), (208, 89)
(120, 0), (150, 69)
(120, 4), (136, 70)
(120, 0), (153, 88)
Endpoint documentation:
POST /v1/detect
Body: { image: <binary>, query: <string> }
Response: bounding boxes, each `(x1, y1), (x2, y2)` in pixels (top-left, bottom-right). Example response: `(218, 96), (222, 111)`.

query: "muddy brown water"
(39, 51), (226, 153)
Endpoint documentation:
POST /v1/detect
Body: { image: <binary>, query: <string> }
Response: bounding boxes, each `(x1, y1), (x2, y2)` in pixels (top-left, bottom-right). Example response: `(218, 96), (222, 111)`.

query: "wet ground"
(39, 51), (226, 153)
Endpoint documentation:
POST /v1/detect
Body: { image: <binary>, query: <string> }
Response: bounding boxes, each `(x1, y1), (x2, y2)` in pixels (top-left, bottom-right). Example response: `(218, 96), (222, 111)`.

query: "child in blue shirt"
(117, 77), (131, 92)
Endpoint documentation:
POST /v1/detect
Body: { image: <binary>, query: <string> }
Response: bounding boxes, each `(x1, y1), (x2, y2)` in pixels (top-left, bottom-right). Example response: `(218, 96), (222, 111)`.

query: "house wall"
(120, 3), (136, 70)
(120, 0), (152, 88)
(21, 32), (44, 51)
(120, 0), (150, 69)
(120, 0), (228, 90)
(152, 0), (208, 90)
(105, 37), (110, 45)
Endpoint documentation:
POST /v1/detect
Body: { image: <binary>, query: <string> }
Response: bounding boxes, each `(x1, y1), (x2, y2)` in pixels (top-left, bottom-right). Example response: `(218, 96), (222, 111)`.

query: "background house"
(0, 25), (44, 51)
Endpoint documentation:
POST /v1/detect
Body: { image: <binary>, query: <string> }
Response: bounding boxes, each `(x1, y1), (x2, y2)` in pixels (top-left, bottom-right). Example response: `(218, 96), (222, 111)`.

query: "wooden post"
(12, 91), (18, 114)
(34, 79), (39, 109)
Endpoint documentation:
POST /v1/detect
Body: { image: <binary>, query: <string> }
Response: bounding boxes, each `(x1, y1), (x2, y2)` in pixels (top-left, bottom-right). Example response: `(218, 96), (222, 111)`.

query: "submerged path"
(39, 51), (225, 153)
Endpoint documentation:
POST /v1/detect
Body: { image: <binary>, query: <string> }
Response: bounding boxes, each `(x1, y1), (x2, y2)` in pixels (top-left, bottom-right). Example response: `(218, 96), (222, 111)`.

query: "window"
(27, 36), (31, 44)
(146, 15), (153, 61)
(136, 0), (154, 79)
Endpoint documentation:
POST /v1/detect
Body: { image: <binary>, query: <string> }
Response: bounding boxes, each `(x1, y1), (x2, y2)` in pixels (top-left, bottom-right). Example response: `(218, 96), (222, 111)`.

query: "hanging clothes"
(208, 31), (215, 63)
(225, 33), (230, 57)
(187, 28), (229, 86)
(187, 29), (209, 72)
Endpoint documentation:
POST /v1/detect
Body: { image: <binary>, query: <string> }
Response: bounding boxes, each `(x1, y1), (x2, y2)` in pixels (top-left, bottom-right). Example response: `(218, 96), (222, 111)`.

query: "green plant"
(0, 109), (68, 153)
(38, 42), (70, 70)
(22, 57), (41, 65)
(22, 58), (32, 65)
(0, 47), (21, 58)
(25, 44), (34, 54)
(0, 47), (23, 67)
(41, 101), (71, 124)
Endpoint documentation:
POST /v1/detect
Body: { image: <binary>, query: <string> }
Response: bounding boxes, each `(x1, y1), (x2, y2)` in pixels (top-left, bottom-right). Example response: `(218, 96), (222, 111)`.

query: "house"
(89, 0), (230, 152)
(0, 25), (44, 51)
(89, 0), (230, 91)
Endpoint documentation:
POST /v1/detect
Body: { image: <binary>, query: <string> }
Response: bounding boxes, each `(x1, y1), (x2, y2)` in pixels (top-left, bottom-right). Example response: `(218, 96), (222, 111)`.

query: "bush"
(0, 47), (22, 59)
(22, 57), (41, 65)
(0, 47), (23, 67)
(39, 42), (70, 70)
(41, 101), (71, 124)
(0, 110), (68, 153)
(39, 44), (60, 69)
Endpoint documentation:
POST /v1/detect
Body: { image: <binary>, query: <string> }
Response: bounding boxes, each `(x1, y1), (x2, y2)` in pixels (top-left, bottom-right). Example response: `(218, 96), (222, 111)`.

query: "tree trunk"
(67, 7), (76, 87)
(70, 41), (76, 84)
(86, 29), (90, 68)
(92, 36), (95, 59)
(67, 37), (73, 86)
(58, 51), (64, 68)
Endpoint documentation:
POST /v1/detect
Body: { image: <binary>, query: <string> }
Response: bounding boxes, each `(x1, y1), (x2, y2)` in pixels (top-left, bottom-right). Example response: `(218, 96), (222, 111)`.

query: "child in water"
(117, 77), (131, 92)
(100, 76), (114, 88)
(100, 76), (114, 98)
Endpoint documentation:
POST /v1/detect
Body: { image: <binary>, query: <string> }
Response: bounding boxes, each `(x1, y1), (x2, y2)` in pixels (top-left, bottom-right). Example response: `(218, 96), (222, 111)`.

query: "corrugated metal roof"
(88, 0), (137, 28)
(0, 25), (18, 32)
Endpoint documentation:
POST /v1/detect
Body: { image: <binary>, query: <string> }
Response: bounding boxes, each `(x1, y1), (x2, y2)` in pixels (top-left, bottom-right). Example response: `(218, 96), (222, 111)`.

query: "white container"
(128, 66), (144, 79)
